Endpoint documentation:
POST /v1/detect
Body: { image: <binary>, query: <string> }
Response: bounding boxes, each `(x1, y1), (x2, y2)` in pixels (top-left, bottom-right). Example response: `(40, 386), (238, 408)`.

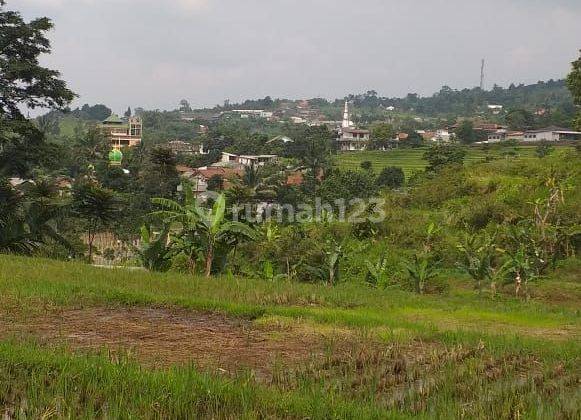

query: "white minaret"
(342, 101), (353, 129)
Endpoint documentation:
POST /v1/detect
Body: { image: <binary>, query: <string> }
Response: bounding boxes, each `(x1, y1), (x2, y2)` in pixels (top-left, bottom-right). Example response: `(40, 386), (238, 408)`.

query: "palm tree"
(0, 179), (38, 254)
(241, 164), (280, 201)
(0, 178), (74, 255)
(152, 185), (256, 277)
(72, 182), (119, 261)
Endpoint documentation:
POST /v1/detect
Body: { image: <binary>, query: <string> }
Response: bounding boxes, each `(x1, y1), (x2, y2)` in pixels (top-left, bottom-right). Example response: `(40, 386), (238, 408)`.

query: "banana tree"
(136, 225), (172, 272)
(365, 251), (391, 288)
(456, 232), (496, 293)
(151, 186), (257, 277)
(196, 194), (258, 276)
(303, 242), (343, 286)
(403, 254), (439, 294)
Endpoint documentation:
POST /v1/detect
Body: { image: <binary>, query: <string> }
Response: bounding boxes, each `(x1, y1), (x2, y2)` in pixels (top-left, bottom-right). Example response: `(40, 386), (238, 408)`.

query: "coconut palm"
(241, 164), (281, 201)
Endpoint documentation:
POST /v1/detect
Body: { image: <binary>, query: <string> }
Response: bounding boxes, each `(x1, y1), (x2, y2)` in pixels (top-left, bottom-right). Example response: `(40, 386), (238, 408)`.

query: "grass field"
(334, 146), (539, 177)
(1, 255), (579, 418)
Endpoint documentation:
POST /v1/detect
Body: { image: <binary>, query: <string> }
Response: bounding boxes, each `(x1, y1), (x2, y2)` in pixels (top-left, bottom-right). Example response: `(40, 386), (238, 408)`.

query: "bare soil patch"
(0, 306), (326, 376)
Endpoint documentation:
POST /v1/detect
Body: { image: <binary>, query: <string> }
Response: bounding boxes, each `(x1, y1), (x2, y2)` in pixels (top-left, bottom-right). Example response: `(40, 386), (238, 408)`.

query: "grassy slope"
(334, 146), (538, 177)
(0, 255), (580, 418)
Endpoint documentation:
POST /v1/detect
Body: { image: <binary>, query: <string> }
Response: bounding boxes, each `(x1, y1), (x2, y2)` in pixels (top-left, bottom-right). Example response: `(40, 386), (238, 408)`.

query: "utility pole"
(480, 59), (485, 90)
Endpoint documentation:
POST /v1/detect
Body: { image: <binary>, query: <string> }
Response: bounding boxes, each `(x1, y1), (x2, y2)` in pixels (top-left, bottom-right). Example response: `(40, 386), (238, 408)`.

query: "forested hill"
(351, 79), (574, 117)
(39, 79), (576, 131)
(226, 79), (575, 119)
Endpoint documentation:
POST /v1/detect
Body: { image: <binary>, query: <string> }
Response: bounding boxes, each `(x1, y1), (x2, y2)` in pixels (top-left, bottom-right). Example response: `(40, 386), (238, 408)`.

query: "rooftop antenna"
(480, 59), (485, 90)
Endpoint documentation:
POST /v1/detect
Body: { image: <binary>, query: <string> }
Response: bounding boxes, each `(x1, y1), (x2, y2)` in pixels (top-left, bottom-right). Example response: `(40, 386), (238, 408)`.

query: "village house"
(176, 165), (243, 196)
(166, 140), (207, 156)
(486, 130), (524, 142)
(224, 109), (275, 120)
(431, 129), (453, 143)
(487, 104), (504, 115)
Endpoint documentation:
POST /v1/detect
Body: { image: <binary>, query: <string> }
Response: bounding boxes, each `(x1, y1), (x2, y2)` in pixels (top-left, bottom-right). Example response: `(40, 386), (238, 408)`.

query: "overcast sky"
(15, 0), (581, 114)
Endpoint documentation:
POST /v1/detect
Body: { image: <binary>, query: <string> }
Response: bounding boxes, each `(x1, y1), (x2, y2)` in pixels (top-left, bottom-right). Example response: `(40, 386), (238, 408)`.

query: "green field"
(335, 146), (539, 177)
(1, 255), (579, 418)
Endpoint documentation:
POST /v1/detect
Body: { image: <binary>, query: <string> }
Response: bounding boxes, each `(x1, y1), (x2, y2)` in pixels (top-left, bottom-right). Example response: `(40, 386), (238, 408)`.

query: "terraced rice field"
(335, 146), (538, 177)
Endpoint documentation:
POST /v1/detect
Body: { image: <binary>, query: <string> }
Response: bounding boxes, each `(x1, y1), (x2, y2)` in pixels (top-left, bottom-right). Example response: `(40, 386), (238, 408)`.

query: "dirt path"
(0, 306), (326, 376)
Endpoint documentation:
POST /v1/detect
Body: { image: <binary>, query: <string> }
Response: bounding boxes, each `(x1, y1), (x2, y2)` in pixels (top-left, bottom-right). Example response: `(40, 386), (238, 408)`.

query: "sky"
(15, 0), (581, 114)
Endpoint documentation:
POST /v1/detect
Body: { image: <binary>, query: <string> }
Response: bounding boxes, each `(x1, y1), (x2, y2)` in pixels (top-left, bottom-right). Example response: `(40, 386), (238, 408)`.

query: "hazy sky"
(15, 0), (581, 114)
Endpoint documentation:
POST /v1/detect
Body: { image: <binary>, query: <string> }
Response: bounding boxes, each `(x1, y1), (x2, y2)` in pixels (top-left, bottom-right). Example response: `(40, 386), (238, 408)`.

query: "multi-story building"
(336, 102), (370, 151)
(99, 114), (142, 148)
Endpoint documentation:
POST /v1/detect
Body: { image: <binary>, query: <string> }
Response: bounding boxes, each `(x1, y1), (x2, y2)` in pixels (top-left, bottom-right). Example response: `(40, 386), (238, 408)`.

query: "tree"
(135, 225), (172, 272)
(0, 177), (73, 256)
(72, 182), (120, 262)
(360, 160), (373, 171)
(370, 123), (395, 150)
(140, 146), (179, 199)
(505, 109), (534, 131)
(152, 188), (256, 277)
(0, 1), (75, 118)
(289, 126), (333, 195)
(35, 114), (60, 137)
(233, 164), (280, 203)
(318, 169), (378, 203)
(423, 145), (466, 172)
(566, 50), (581, 130)
(207, 175), (225, 192)
(402, 130), (424, 148)
(303, 242), (343, 286)
(456, 232), (498, 293)
(535, 142), (554, 158)
(0, 178), (38, 254)
(0, 1), (75, 177)
(455, 121), (478, 144)
(403, 254), (439, 294)
(71, 104), (111, 121)
(178, 99), (192, 113)
(377, 166), (405, 189)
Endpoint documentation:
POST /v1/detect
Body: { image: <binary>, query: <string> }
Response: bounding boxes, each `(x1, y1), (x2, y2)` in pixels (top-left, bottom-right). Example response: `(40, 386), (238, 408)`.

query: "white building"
(166, 140), (207, 156)
(523, 127), (581, 142)
(336, 101), (370, 151)
(220, 152), (278, 167)
(226, 110), (274, 120)
(487, 129), (508, 143)
(290, 116), (306, 124)
(432, 129), (453, 143)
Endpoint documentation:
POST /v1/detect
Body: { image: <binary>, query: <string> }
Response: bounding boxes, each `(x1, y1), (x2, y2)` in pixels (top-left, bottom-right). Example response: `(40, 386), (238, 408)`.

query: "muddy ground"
(0, 306), (328, 376)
